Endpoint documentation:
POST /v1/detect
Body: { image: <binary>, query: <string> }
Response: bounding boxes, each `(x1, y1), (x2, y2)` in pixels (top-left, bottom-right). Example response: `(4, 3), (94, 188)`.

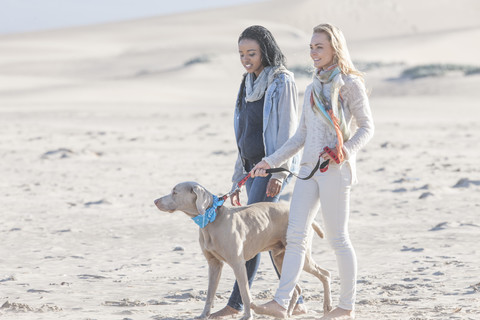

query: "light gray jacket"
(231, 70), (300, 190)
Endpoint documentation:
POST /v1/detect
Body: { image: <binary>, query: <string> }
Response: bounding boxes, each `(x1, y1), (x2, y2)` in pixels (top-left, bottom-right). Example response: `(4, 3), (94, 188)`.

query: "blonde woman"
(250, 23), (374, 319)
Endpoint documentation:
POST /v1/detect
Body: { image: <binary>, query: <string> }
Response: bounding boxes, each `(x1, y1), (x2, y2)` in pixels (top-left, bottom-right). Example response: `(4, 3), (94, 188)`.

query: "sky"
(0, 0), (264, 34)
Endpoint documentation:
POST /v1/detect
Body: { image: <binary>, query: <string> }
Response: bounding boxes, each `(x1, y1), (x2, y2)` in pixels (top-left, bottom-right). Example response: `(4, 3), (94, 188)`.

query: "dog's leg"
(288, 285), (302, 316)
(231, 261), (253, 320)
(197, 253), (223, 320)
(303, 253), (332, 313)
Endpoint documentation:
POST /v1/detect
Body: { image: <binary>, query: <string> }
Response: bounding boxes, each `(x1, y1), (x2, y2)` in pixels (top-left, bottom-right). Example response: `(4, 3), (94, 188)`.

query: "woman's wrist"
(270, 175), (285, 183)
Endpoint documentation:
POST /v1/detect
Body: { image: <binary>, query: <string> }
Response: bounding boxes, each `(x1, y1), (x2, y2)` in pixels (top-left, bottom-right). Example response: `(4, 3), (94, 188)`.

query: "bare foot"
(319, 307), (355, 319)
(292, 303), (308, 315)
(209, 305), (240, 319)
(251, 300), (286, 319)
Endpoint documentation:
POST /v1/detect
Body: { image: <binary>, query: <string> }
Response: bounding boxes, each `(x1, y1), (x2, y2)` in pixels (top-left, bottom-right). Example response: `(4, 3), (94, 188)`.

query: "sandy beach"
(1, 0), (479, 319)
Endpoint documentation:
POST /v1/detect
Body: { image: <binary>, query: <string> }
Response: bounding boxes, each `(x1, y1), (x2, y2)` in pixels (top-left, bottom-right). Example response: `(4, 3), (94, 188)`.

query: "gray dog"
(154, 181), (332, 320)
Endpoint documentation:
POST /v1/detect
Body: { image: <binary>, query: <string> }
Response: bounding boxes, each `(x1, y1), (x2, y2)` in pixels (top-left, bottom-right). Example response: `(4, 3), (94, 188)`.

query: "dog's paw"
(194, 314), (208, 320)
(324, 301), (333, 314)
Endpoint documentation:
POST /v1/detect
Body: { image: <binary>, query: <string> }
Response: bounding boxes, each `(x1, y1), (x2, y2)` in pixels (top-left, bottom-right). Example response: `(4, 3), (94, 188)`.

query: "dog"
(154, 181), (332, 320)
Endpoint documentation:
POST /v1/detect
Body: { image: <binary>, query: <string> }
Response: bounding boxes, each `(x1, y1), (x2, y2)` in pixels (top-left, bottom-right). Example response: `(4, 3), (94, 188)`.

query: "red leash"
(220, 172), (251, 205)
(220, 146), (338, 205)
(319, 146), (340, 172)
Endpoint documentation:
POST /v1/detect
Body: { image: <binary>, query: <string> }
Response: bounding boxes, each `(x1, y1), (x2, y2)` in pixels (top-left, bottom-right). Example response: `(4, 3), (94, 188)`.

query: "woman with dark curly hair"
(209, 25), (303, 318)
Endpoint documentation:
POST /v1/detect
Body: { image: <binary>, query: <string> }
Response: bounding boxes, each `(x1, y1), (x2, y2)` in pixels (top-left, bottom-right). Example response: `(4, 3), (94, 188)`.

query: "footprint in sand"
(419, 192), (434, 199)
(165, 289), (205, 302)
(27, 289), (51, 293)
(468, 282), (480, 293)
(103, 299), (146, 307)
(1, 301), (62, 312)
(41, 148), (102, 159)
(41, 148), (74, 159)
(84, 199), (111, 207)
(401, 246), (424, 252)
(104, 299), (170, 307)
(429, 221), (479, 231)
(452, 178), (480, 188)
(211, 150), (235, 156)
(0, 276), (15, 282)
(412, 184), (429, 191)
(402, 277), (419, 282)
(429, 222), (448, 231)
(77, 274), (107, 280)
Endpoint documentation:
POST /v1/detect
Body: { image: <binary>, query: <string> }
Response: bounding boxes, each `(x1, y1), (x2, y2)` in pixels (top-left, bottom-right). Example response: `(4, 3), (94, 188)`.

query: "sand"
(1, 0), (479, 319)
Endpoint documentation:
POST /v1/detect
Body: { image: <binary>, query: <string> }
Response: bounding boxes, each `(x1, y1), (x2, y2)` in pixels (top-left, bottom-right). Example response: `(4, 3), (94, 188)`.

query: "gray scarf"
(244, 65), (287, 102)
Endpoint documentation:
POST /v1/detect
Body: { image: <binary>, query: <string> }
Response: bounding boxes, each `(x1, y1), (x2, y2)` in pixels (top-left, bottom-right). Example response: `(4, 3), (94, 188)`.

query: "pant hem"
(337, 303), (355, 311)
(273, 297), (289, 310)
(227, 302), (243, 312)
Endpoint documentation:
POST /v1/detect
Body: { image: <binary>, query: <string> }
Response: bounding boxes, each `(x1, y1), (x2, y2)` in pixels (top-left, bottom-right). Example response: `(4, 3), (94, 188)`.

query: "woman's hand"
(266, 178), (282, 198)
(230, 189), (241, 206)
(250, 160), (271, 178)
(321, 151), (334, 162)
(321, 146), (344, 164)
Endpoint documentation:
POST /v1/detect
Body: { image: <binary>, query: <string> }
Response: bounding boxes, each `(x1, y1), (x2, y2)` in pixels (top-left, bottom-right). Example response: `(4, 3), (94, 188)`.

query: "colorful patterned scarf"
(245, 65), (288, 102)
(310, 65), (350, 162)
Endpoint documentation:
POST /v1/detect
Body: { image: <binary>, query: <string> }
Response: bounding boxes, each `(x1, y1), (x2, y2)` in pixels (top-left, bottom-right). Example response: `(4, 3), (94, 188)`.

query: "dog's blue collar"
(191, 195), (225, 228)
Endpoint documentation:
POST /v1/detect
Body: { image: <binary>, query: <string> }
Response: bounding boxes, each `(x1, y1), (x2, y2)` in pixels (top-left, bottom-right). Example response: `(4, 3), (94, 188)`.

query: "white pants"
(274, 163), (357, 310)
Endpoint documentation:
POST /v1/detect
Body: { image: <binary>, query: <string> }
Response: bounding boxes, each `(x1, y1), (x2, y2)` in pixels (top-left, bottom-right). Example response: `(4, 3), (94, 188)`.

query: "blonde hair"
(313, 23), (363, 79)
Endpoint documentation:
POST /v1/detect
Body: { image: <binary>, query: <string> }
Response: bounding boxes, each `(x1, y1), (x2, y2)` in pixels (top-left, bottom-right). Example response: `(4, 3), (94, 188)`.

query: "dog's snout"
(153, 194), (176, 213)
(154, 198), (164, 209)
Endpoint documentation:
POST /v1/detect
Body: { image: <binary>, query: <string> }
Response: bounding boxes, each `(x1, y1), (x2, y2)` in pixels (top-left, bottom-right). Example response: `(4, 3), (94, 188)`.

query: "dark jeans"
(227, 173), (304, 311)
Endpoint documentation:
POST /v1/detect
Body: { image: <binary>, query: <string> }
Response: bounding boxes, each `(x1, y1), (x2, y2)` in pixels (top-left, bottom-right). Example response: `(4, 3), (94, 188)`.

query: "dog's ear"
(192, 184), (212, 215)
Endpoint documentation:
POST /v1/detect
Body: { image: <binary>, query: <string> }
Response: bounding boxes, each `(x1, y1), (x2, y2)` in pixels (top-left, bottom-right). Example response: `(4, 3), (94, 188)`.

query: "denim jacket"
(231, 70), (300, 190)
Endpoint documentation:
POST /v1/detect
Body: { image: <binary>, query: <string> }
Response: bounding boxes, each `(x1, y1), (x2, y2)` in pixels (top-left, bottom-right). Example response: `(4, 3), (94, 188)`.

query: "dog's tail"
(312, 221), (325, 239)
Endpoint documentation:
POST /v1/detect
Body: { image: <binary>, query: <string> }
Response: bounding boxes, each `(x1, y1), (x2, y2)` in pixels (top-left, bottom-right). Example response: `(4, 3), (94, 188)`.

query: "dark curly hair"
(238, 25), (286, 67)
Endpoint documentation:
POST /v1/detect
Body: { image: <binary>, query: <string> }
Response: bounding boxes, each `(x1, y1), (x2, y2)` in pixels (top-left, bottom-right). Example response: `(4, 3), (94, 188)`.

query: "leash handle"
(323, 146), (340, 164)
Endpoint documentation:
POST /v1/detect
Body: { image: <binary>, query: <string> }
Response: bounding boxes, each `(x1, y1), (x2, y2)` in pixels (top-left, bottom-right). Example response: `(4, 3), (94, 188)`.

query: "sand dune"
(1, 0), (479, 319)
